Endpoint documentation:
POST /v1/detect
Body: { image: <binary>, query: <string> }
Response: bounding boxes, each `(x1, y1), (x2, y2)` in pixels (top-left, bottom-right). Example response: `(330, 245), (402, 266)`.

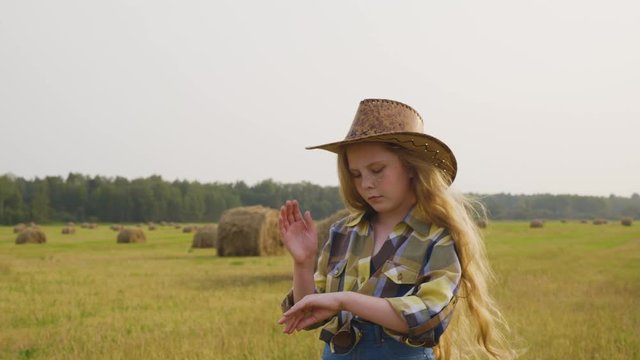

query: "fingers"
(292, 200), (303, 222)
(295, 315), (317, 331)
(280, 200), (304, 226)
(279, 312), (302, 334)
(303, 210), (315, 232)
(286, 200), (295, 224)
(279, 310), (310, 334)
(279, 206), (288, 231)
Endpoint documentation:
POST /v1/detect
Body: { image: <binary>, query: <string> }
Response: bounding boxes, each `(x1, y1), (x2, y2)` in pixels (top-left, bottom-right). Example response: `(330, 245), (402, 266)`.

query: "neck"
(373, 198), (417, 228)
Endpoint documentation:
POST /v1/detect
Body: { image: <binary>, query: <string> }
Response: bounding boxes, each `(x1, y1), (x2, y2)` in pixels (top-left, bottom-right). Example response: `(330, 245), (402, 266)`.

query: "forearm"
(292, 263), (316, 303)
(340, 291), (409, 334)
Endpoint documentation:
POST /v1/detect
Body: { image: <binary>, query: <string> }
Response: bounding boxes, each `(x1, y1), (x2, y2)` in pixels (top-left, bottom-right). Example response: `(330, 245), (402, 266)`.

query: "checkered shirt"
(281, 206), (461, 354)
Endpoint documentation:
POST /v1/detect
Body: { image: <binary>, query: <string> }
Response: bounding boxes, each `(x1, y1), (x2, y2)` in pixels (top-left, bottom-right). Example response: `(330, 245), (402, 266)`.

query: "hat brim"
(306, 132), (457, 183)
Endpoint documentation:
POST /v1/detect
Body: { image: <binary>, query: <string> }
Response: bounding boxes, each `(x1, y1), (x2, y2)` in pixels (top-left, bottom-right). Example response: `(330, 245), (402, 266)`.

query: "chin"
(368, 203), (388, 213)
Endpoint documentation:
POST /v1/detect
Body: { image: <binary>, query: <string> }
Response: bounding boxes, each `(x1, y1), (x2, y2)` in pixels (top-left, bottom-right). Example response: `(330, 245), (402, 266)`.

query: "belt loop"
(375, 324), (383, 345)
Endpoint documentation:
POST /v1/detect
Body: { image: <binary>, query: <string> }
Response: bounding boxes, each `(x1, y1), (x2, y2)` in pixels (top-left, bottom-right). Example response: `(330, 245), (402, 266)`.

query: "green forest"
(0, 173), (638, 224)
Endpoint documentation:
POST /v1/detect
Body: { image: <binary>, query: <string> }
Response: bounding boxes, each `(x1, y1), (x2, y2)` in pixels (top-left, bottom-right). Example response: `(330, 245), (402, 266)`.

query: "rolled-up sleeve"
(384, 233), (461, 346)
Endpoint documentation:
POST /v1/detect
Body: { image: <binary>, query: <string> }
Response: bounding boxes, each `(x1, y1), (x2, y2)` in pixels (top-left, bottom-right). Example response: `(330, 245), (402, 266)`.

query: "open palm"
(278, 200), (318, 265)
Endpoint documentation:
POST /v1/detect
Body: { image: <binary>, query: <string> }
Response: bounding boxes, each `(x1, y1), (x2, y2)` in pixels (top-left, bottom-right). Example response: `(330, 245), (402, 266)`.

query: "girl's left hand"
(278, 292), (346, 334)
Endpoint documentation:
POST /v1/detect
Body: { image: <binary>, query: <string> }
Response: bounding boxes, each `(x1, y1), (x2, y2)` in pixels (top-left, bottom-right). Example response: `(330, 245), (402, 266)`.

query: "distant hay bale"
(476, 219), (488, 229)
(110, 225), (123, 231)
(217, 206), (281, 257)
(183, 225), (198, 233)
(580, 220), (588, 224)
(81, 222), (90, 229)
(161, 221), (168, 226)
(593, 219), (606, 225)
(16, 228), (47, 244)
(61, 226), (75, 234)
(621, 218), (633, 226)
(174, 224), (182, 229)
(148, 223), (157, 231)
(67, 222), (75, 227)
(560, 219), (567, 223)
(117, 228), (146, 243)
(89, 223), (97, 229)
(530, 220), (544, 228)
(13, 223), (26, 233)
(192, 224), (218, 248)
(315, 209), (351, 252)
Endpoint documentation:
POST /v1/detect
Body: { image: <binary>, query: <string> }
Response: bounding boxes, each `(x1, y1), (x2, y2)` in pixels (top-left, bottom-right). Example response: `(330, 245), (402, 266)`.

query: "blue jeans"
(321, 323), (435, 360)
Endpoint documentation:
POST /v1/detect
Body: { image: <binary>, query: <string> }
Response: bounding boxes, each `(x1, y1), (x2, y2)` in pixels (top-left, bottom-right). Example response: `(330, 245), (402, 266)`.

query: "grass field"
(0, 222), (638, 359)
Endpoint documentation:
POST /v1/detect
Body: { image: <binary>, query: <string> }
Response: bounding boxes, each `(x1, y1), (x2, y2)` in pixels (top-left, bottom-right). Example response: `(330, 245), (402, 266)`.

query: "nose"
(361, 173), (375, 189)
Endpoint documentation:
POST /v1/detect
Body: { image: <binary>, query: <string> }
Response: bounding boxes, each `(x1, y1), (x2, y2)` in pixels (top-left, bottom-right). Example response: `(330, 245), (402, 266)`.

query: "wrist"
(293, 261), (316, 272)
(338, 291), (353, 312)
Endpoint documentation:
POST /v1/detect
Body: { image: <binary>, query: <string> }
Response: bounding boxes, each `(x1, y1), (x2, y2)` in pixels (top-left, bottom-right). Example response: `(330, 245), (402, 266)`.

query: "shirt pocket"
(326, 259), (348, 293)
(383, 261), (419, 285)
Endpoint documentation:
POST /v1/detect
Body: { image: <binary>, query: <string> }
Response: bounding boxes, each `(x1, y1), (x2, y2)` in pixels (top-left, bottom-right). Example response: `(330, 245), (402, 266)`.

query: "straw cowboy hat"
(306, 98), (458, 183)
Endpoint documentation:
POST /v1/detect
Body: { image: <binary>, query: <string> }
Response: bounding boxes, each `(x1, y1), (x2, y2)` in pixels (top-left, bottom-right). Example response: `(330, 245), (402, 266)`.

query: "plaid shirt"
(281, 206), (461, 354)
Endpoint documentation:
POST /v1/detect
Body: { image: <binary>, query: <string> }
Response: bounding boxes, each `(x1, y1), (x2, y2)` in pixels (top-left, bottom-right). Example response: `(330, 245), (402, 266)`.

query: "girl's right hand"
(278, 200), (318, 266)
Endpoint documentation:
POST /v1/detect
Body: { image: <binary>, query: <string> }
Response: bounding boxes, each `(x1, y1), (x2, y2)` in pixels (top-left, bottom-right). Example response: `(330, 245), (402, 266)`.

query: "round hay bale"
(183, 225), (194, 233)
(110, 224), (123, 231)
(580, 220), (588, 224)
(621, 218), (633, 226)
(174, 224), (182, 229)
(217, 206), (281, 257)
(16, 228), (47, 244)
(67, 222), (75, 227)
(530, 220), (544, 228)
(80, 222), (89, 229)
(62, 226), (75, 234)
(593, 219), (606, 225)
(13, 223), (26, 233)
(315, 209), (351, 252)
(161, 221), (168, 226)
(148, 223), (157, 231)
(192, 224), (218, 248)
(560, 219), (567, 224)
(117, 228), (146, 243)
(89, 223), (97, 229)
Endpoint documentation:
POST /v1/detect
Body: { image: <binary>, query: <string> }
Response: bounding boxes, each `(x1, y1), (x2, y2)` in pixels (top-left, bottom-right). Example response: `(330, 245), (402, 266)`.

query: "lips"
(368, 195), (382, 201)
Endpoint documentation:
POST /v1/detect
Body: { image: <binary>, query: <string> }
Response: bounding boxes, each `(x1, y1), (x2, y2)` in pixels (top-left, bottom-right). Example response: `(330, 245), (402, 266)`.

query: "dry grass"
(0, 222), (638, 359)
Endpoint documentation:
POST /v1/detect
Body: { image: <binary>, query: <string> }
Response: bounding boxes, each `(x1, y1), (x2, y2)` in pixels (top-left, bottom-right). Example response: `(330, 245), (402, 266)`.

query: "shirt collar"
(345, 203), (428, 235)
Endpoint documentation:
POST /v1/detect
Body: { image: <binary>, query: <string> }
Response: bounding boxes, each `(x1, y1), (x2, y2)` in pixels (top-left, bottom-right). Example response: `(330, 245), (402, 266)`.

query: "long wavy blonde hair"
(337, 142), (519, 360)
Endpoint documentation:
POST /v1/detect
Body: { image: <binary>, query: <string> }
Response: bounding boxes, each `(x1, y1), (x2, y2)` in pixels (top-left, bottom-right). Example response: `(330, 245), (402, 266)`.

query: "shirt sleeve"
(280, 224), (334, 331)
(383, 231), (461, 346)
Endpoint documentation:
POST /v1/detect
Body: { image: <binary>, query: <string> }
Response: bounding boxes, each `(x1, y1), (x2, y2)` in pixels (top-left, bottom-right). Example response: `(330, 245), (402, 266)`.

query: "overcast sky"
(1, 0), (638, 197)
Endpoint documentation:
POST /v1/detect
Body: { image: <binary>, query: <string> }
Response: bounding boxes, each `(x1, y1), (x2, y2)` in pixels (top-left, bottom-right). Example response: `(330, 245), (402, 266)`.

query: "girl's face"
(346, 142), (416, 219)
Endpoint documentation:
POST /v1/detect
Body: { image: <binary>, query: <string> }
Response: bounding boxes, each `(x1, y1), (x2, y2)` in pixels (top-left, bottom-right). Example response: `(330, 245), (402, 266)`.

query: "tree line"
(0, 173), (638, 224)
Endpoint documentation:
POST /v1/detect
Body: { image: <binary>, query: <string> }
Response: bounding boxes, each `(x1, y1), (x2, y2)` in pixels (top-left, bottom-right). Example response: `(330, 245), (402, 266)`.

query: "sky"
(1, 0), (638, 197)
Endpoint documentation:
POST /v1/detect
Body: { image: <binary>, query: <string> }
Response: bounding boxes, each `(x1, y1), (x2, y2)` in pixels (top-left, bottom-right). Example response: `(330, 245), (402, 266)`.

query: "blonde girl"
(278, 99), (515, 359)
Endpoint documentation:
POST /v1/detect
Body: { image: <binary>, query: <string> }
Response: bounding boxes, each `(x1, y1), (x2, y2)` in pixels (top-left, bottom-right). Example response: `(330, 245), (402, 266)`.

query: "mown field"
(0, 222), (638, 359)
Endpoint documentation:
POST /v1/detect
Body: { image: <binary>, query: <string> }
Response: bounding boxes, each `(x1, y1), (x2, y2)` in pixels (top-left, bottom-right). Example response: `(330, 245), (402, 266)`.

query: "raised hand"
(278, 200), (318, 266)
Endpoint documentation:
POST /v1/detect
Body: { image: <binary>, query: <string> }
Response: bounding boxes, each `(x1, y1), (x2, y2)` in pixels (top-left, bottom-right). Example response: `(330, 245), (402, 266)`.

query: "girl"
(278, 99), (515, 359)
